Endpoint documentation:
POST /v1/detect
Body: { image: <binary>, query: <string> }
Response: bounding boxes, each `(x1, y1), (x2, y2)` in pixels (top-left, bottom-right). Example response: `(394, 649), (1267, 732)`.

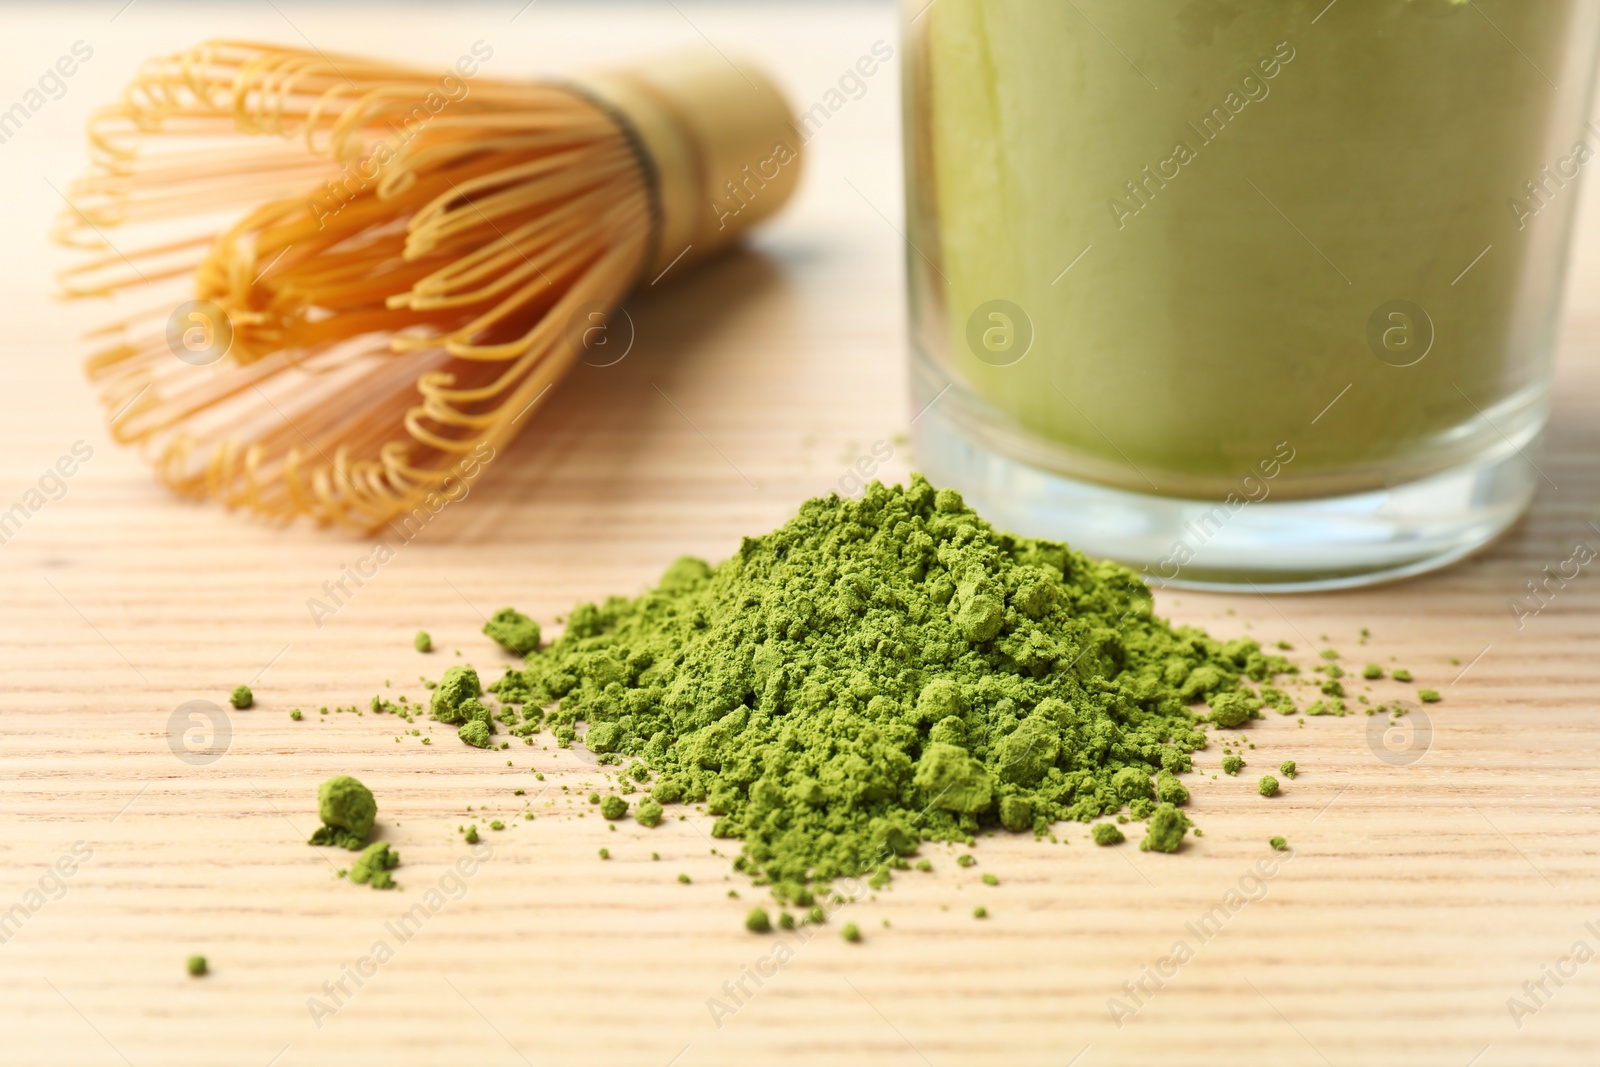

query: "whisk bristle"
(57, 39), (655, 528)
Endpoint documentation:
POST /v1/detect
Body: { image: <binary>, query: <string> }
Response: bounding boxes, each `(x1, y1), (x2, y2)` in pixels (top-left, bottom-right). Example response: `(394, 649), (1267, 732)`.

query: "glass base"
(914, 400), (1538, 592)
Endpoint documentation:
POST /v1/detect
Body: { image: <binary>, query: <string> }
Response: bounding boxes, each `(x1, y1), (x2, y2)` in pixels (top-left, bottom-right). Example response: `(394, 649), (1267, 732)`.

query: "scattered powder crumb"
(349, 842), (400, 889)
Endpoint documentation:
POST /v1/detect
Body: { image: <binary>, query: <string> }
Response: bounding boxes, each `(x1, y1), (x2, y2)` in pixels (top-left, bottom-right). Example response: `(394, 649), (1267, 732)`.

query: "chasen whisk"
(55, 39), (801, 527)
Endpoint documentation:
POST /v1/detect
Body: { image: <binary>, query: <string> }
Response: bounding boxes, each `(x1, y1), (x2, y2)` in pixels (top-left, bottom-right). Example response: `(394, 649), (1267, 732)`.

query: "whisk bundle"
(55, 40), (799, 527)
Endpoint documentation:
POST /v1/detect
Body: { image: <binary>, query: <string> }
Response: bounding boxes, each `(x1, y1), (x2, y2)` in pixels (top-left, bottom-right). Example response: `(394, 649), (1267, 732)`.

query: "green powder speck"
(186, 954), (207, 977)
(841, 922), (861, 942)
(490, 820), (505, 831)
(1393, 668), (1413, 682)
(678, 873), (691, 883)
(308, 776), (377, 850)
(290, 709), (302, 721)
(599, 848), (610, 859)
(1092, 823), (1124, 846)
(981, 872), (998, 886)
(1362, 664), (1383, 679)
(601, 796), (628, 820)
(1279, 760), (1297, 779)
(973, 906), (988, 918)
(1269, 836), (1288, 851)
(350, 842), (400, 889)
(1259, 776), (1280, 797)
(745, 907), (772, 933)
(1221, 755), (1245, 776)
(230, 685), (253, 710)
(464, 825), (479, 844)
(484, 608), (542, 655)
(415, 631), (432, 653)
(1418, 688), (1441, 703)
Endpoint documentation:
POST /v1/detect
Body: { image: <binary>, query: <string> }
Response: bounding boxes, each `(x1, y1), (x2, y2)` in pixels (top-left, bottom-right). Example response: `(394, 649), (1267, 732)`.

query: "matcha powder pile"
(489, 477), (1292, 905)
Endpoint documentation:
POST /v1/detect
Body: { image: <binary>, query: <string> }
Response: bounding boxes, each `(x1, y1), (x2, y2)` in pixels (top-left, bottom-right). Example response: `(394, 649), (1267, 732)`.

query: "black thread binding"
(555, 78), (666, 284)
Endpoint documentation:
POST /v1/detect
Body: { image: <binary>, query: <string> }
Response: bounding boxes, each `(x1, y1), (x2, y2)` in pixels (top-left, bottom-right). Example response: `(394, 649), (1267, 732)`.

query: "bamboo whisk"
(55, 40), (800, 527)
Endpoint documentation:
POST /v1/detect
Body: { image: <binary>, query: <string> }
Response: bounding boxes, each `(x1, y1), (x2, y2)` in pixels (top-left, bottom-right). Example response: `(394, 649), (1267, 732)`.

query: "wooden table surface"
(4, 3), (1600, 1065)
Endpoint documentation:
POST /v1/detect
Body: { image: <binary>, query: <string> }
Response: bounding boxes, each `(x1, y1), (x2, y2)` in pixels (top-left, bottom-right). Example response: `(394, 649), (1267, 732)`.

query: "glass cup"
(903, 0), (1600, 589)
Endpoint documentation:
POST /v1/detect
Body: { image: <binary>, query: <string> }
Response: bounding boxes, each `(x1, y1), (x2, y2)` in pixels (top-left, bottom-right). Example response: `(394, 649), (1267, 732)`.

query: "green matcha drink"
(905, 0), (1600, 585)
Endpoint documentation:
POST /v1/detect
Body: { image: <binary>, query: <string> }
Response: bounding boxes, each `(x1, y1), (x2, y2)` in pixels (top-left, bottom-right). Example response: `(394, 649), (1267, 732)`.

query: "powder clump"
(309, 775), (377, 850)
(1207, 691), (1257, 728)
(502, 476), (1291, 904)
(431, 666), (481, 723)
(635, 797), (664, 827)
(1139, 803), (1190, 853)
(484, 608), (542, 655)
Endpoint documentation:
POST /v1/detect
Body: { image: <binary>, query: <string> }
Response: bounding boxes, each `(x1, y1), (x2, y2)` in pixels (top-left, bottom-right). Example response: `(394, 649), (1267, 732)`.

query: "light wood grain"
(3, 4), (1600, 1066)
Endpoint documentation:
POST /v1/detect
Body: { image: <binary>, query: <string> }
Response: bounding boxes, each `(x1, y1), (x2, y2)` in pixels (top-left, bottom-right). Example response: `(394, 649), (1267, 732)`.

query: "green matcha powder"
(439, 477), (1296, 906)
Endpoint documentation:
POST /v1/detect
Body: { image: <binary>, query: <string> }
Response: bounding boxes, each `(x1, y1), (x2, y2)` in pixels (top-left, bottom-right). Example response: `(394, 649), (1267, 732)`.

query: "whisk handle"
(574, 51), (803, 278)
